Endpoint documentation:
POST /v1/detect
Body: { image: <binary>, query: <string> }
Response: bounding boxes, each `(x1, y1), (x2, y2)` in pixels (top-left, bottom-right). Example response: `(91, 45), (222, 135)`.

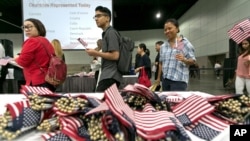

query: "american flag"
(85, 102), (109, 116)
(105, 84), (178, 140)
(20, 85), (56, 97)
(5, 100), (29, 119)
(60, 116), (87, 141)
(42, 131), (71, 141)
(169, 117), (191, 141)
(228, 18), (250, 44)
(77, 38), (88, 47)
(176, 39), (184, 51)
(142, 103), (156, 112)
(185, 114), (229, 141)
(5, 100), (43, 133)
(123, 83), (157, 101)
(0, 57), (13, 66)
(158, 92), (185, 104)
(172, 94), (215, 126)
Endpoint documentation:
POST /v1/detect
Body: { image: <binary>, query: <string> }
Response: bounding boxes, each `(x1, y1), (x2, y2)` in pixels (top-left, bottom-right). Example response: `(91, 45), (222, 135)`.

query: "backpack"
(45, 55), (67, 86)
(105, 28), (135, 75)
(38, 40), (67, 86)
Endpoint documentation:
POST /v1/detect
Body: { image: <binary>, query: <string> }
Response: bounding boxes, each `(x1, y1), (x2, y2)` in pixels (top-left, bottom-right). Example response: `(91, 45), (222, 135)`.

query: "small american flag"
(142, 103), (156, 112)
(77, 38), (88, 47)
(185, 114), (229, 141)
(228, 18), (250, 44)
(20, 85), (56, 96)
(5, 100), (43, 133)
(158, 92), (185, 103)
(105, 84), (178, 140)
(172, 94), (214, 126)
(123, 83), (157, 101)
(42, 131), (71, 141)
(60, 116), (87, 141)
(5, 100), (29, 119)
(0, 57), (13, 66)
(85, 102), (109, 116)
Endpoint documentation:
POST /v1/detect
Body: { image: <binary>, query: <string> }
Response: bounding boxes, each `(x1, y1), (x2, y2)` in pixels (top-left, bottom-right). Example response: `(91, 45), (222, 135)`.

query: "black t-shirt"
(138, 54), (151, 79)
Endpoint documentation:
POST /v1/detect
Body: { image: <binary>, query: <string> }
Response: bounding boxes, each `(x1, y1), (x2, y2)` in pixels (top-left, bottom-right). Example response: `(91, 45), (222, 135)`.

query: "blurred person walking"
(85, 6), (122, 92)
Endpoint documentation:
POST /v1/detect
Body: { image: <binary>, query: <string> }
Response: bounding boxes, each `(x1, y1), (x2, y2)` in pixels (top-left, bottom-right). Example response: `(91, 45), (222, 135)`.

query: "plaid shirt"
(159, 38), (195, 83)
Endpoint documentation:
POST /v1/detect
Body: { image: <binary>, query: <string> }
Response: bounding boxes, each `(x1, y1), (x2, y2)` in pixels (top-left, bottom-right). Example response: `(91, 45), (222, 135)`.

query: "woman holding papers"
(14, 18), (56, 92)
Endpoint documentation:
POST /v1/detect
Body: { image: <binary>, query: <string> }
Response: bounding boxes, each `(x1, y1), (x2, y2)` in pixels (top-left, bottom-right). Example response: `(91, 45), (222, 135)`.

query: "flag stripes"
(185, 114), (229, 141)
(172, 94), (214, 125)
(228, 18), (250, 44)
(105, 84), (179, 140)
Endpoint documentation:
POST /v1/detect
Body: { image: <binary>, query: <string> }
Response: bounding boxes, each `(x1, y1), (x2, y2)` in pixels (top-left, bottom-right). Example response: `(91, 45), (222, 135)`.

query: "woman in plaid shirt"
(155, 19), (196, 91)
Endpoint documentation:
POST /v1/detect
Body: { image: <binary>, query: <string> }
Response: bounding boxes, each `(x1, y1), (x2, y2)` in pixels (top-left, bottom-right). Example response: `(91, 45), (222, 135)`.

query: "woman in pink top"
(235, 37), (250, 95)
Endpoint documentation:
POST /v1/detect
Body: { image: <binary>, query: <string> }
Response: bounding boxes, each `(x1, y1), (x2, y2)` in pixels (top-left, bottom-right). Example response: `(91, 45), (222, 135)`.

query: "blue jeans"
(162, 78), (187, 91)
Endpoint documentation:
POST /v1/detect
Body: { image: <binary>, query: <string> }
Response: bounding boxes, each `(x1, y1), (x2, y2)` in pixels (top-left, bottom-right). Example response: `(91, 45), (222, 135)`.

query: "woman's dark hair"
(95, 6), (111, 22)
(139, 43), (150, 56)
(165, 18), (180, 33)
(25, 18), (46, 36)
(239, 37), (250, 57)
(138, 43), (147, 51)
(155, 41), (164, 45)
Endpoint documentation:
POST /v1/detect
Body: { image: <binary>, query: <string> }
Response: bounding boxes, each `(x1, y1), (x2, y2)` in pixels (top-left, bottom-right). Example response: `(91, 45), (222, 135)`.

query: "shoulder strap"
(38, 38), (52, 58)
(35, 38), (52, 73)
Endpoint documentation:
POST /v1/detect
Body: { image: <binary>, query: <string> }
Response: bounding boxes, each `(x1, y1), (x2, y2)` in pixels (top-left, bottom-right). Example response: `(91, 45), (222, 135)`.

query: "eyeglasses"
(21, 25), (34, 30)
(93, 14), (107, 19)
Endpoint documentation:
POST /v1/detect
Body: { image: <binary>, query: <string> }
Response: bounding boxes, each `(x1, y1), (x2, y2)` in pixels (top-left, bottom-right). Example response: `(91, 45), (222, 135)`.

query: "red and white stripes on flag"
(77, 38), (88, 47)
(60, 116), (87, 141)
(172, 94), (214, 124)
(5, 100), (30, 119)
(142, 103), (156, 112)
(228, 18), (250, 44)
(185, 114), (230, 140)
(20, 85), (55, 97)
(123, 83), (155, 100)
(85, 102), (109, 116)
(158, 92), (185, 104)
(105, 84), (177, 140)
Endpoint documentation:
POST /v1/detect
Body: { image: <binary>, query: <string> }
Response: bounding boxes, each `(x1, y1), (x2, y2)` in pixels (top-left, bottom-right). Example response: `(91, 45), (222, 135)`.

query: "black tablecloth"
(60, 76), (138, 93)
(61, 76), (96, 93)
(1, 76), (138, 93)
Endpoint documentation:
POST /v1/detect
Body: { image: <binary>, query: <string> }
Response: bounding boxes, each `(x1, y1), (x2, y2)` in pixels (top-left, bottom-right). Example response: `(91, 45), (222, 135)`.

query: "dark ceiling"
(0, 0), (198, 33)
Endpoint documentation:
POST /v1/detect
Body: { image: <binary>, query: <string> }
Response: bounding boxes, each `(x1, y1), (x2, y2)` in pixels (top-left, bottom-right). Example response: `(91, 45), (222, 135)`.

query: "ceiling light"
(156, 12), (161, 18)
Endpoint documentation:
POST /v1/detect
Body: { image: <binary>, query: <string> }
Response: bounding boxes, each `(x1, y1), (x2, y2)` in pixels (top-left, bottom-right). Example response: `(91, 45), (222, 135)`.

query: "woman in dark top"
(134, 43), (151, 79)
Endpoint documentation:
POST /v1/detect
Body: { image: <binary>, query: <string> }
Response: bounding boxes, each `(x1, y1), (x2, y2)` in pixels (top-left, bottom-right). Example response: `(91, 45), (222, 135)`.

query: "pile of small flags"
(1, 83), (247, 141)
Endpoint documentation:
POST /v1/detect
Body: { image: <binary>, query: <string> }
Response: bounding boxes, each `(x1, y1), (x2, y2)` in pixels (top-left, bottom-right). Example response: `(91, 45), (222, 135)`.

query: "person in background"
(154, 41), (164, 80)
(235, 37), (250, 95)
(214, 60), (222, 79)
(85, 6), (122, 92)
(134, 43), (152, 80)
(0, 43), (6, 93)
(15, 18), (56, 92)
(51, 39), (65, 62)
(156, 18), (196, 91)
(51, 39), (65, 92)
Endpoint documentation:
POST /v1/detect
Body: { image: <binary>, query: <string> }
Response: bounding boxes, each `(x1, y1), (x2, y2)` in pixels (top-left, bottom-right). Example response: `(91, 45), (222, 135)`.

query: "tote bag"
(138, 67), (151, 87)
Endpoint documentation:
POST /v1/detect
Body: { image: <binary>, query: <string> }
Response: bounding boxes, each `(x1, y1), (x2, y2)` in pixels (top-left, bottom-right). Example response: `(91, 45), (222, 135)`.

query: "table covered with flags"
(2, 83), (250, 141)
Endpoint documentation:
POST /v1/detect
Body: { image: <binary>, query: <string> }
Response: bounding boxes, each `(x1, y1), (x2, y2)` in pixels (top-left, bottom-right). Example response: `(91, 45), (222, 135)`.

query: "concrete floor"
(187, 73), (234, 95)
